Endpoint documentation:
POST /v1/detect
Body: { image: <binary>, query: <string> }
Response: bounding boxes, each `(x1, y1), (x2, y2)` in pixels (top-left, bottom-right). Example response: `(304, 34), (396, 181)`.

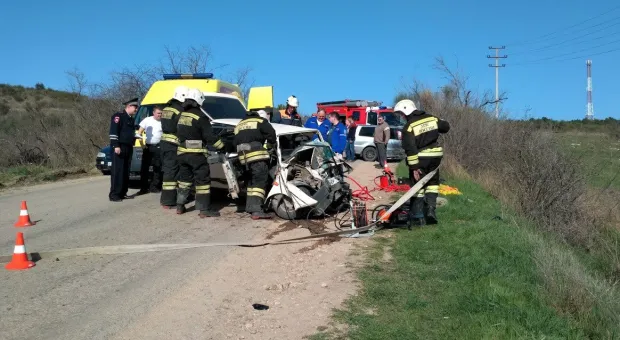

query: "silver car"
(353, 125), (405, 162)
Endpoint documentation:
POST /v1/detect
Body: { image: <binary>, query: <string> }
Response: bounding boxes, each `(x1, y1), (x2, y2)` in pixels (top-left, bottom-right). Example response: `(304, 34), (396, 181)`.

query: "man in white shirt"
(136, 106), (164, 195)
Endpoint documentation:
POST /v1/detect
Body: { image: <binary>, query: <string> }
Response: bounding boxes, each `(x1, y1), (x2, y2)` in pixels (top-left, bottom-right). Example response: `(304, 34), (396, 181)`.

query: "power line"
(512, 46), (620, 66)
(511, 37), (620, 65)
(510, 21), (620, 56)
(506, 5), (620, 47)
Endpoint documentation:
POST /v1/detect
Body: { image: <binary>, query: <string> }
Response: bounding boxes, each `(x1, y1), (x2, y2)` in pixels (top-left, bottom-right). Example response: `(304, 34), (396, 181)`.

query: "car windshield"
(202, 96), (248, 119)
(377, 112), (403, 126)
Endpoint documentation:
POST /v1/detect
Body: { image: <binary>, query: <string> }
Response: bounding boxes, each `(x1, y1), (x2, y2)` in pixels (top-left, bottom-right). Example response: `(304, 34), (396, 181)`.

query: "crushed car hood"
(211, 118), (320, 137)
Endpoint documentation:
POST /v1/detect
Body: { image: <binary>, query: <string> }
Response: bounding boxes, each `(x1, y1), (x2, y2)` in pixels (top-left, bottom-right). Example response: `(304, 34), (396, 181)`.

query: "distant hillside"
(0, 83), (83, 116)
(511, 117), (620, 138)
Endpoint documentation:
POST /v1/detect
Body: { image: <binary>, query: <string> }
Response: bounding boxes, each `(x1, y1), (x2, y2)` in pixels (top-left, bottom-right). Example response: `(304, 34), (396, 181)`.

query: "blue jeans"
(345, 140), (356, 161)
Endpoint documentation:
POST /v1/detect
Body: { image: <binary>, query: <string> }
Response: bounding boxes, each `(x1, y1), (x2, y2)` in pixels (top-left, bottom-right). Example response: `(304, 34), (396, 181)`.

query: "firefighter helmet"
(173, 86), (189, 102)
(257, 109), (269, 119)
(394, 99), (417, 116)
(287, 95), (299, 107)
(186, 88), (205, 106)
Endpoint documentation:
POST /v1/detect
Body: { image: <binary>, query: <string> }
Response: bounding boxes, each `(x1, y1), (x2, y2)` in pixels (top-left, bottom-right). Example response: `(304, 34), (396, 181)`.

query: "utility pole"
(487, 46), (507, 118)
(586, 60), (594, 120)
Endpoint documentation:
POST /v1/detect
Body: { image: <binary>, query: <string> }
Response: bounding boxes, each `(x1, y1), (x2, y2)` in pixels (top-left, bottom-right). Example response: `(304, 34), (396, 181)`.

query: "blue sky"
(1, 0), (618, 121)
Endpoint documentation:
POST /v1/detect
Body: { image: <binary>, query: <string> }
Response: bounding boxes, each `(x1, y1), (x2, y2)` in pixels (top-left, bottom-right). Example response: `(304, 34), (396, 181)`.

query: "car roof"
(211, 118), (321, 137)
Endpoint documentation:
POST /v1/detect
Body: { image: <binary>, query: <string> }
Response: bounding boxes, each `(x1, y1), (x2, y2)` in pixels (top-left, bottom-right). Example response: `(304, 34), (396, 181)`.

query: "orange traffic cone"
(5, 232), (35, 270)
(14, 200), (35, 227)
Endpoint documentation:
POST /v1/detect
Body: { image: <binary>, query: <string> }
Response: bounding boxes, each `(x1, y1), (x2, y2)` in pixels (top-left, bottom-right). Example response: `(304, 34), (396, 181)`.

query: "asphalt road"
(0, 176), (268, 340)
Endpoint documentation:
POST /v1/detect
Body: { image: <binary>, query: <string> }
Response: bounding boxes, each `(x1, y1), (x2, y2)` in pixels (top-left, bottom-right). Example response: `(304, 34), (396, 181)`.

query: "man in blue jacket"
(304, 109), (329, 141)
(326, 112), (347, 157)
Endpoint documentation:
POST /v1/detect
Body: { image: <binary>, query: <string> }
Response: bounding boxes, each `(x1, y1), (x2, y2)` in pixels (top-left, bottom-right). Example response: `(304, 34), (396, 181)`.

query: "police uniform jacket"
(109, 110), (136, 148)
(233, 112), (277, 164)
(402, 110), (450, 170)
(176, 105), (225, 155)
(160, 99), (185, 145)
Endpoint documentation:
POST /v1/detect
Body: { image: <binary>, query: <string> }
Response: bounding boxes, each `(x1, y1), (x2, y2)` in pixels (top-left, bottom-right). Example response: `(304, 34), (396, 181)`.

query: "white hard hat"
(257, 109), (269, 119)
(173, 86), (189, 102)
(287, 95), (298, 107)
(394, 99), (417, 116)
(186, 88), (205, 106)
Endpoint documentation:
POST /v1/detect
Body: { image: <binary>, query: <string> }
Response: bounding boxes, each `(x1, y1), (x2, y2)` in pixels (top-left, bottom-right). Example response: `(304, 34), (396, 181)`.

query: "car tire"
(361, 147), (377, 162)
(101, 170), (111, 176)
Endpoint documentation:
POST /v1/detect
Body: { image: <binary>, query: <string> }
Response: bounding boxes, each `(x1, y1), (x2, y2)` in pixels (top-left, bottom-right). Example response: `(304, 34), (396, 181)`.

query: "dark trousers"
(109, 144), (133, 200)
(243, 161), (269, 213)
(160, 141), (179, 206)
(177, 153), (211, 213)
(409, 157), (441, 219)
(345, 140), (356, 161)
(375, 142), (387, 167)
(140, 143), (162, 192)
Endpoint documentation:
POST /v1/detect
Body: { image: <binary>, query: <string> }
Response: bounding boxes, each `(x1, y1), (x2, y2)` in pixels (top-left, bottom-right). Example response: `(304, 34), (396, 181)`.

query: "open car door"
(247, 86), (274, 111)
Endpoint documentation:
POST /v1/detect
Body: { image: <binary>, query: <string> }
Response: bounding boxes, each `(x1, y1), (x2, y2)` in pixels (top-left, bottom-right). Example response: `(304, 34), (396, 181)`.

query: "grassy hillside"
(313, 178), (620, 339)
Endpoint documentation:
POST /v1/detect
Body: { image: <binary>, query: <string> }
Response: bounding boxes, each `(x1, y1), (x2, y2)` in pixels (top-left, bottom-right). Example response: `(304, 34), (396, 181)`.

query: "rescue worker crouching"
(175, 88), (226, 218)
(159, 86), (189, 209)
(394, 99), (450, 228)
(234, 110), (277, 220)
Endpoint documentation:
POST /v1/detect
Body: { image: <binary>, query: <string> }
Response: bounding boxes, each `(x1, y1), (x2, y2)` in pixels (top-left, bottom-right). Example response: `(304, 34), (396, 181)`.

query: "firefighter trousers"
(177, 153), (212, 213)
(160, 141), (179, 206)
(243, 161), (269, 213)
(409, 157), (441, 219)
(109, 144), (133, 200)
(140, 143), (162, 192)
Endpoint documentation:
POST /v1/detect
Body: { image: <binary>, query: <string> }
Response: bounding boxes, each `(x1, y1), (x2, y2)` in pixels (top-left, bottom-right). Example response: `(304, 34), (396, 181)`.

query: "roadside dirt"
(113, 160), (393, 340)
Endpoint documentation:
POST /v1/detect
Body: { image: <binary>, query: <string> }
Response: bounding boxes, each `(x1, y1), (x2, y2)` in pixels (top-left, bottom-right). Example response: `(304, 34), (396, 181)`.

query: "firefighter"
(175, 88), (226, 217)
(159, 86), (189, 209)
(233, 110), (277, 219)
(274, 95), (302, 126)
(108, 97), (139, 202)
(394, 99), (450, 227)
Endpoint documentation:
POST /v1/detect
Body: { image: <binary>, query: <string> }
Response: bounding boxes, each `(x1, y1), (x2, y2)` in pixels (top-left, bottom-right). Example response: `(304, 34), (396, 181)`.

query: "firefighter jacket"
(402, 110), (450, 170)
(233, 112), (277, 165)
(176, 105), (225, 155)
(326, 122), (347, 154)
(160, 99), (185, 145)
(109, 110), (136, 148)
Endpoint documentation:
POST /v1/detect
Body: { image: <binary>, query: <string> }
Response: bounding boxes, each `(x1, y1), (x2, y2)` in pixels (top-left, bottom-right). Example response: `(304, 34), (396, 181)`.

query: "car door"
(246, 86), (274, 112)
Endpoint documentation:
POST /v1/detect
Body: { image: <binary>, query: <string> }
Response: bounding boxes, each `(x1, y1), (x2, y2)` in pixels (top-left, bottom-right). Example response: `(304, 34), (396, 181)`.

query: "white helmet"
(186, 88), (205, 106)
(287, 95), (299, 107)
(173, 85), (189, 102)
(394, 99), (417, 116)
(257, 109), (269, 119)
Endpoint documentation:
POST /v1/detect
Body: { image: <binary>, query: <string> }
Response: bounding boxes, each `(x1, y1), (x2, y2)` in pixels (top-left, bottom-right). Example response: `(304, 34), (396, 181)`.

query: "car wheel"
(361, 147), (377, 162)
(102, 170), (111, 176)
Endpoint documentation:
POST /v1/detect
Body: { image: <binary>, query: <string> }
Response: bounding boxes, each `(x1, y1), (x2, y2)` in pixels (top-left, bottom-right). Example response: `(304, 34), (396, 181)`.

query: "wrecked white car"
(209, 119), (353, 220)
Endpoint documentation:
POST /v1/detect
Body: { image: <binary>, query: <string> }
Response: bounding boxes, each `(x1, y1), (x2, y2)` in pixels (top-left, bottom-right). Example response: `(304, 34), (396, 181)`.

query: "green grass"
(554, 131), (620, 189)
(0, 165), (93, 188)
(311, 177), (620, 339)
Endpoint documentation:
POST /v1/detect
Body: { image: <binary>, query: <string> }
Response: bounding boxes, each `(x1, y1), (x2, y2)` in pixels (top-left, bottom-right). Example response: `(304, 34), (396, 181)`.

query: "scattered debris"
(252, 303), (269, 310)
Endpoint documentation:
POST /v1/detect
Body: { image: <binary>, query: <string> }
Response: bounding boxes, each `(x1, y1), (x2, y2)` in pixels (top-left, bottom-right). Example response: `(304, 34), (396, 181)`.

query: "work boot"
(251, 211), (273, 220)
(426, 206), (438, 225)
(176, 205), (186, 215)
(408, 217), (426, 230)
(199, 210), (221, 218)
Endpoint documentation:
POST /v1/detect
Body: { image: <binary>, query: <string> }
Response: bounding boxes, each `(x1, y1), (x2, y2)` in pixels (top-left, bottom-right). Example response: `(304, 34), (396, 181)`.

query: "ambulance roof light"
(162, 73), (214, 80)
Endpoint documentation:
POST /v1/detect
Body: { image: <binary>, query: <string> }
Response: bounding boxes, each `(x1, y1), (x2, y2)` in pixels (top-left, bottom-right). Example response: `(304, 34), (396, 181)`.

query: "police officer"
(175, 88), (226, 217)
(273, 95), (302, 126)
(394, 99), (450, 227)
(234, 110), (277, 219)
(159, 86), (189, 209)
(108, 97), (139, 202)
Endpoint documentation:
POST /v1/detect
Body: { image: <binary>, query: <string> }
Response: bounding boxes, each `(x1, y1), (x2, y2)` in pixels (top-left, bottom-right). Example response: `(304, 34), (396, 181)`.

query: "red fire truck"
(316, 99), (403, 126)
